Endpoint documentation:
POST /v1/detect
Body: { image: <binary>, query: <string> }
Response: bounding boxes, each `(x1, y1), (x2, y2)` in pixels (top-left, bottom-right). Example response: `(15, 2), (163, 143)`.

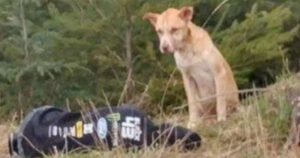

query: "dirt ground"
(0, 124), (11, 158)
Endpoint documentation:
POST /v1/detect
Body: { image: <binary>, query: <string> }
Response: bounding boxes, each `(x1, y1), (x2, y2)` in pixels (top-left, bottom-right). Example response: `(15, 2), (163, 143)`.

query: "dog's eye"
(170, 28), (179, 34)
(157, 29), (163, 35)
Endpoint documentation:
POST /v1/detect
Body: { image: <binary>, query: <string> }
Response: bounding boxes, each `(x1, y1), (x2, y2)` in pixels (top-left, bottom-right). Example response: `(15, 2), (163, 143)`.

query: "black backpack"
(9, 105), (201, 157)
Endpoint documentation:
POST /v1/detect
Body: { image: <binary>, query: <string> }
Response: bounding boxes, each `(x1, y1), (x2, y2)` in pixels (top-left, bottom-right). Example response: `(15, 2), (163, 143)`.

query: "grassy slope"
(1, 73), (300, 158)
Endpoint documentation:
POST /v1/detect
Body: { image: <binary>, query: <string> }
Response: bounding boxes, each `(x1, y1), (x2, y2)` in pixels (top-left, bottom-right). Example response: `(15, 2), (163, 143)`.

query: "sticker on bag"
(97, 117), (108, 139)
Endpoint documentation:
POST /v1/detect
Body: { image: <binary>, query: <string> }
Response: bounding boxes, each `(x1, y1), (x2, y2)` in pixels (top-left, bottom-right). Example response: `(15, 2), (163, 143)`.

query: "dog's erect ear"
(143, 12), (159, 26)
(179, 6), (193, 22)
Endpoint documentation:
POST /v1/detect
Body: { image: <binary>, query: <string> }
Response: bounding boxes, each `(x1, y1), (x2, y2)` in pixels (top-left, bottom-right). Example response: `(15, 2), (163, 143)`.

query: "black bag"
(9, 105), (201, 157)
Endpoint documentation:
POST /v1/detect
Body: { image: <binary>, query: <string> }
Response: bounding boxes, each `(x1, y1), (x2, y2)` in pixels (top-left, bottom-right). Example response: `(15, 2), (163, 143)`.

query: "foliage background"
(0, 0), (299, 117)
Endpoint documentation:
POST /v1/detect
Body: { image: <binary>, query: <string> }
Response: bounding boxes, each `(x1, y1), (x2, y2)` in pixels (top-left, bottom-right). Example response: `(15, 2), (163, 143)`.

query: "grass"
(2, 73), (300, 158)
(46, 92), (299, 158)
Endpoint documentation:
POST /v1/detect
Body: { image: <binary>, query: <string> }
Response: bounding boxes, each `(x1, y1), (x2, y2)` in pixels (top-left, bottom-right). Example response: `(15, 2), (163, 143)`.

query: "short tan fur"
(144, 7), (240, 128)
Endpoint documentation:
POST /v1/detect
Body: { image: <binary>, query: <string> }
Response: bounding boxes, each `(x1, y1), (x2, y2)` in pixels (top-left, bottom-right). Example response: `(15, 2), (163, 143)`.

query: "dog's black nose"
(162, 45), (170, 53)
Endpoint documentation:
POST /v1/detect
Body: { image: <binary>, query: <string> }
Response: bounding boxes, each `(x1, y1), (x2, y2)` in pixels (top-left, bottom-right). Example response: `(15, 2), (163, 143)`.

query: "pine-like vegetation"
(0, 0), (299, 117)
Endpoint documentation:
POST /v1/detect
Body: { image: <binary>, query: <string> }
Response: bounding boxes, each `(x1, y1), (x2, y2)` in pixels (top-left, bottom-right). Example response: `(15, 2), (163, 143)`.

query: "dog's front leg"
(182, 73), (200, 129)
(214, 68), (232, 122)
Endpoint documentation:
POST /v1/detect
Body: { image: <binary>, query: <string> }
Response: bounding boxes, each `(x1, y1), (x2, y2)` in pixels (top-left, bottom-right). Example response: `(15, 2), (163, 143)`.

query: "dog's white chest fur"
(174, 51), (216, 96)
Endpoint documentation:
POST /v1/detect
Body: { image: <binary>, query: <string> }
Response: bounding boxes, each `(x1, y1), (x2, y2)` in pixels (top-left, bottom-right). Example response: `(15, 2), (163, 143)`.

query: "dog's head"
(143, 7), (193, 53)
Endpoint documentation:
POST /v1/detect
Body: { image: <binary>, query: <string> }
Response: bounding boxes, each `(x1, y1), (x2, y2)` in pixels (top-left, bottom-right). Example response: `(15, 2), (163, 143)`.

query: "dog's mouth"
(161, 47), (174, 54)
(162, 51), (174, 54)
(160, 44), (175, 54)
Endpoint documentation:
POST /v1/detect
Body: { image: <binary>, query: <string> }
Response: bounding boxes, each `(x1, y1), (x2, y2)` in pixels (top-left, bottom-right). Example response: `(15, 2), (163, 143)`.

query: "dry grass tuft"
(0, 123), (15, 158)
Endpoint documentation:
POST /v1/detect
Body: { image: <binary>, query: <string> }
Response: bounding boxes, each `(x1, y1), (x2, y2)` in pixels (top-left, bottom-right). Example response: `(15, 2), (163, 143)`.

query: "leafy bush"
(215, 5), (299, 88)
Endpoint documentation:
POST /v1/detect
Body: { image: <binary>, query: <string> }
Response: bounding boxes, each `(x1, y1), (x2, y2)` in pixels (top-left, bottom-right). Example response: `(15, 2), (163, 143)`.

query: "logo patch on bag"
(76, 121), (83, 138)
(84, 123), (93, 134)
(121, 116), (142, 141)
(97, 117), (108, 139)
(48, 121), (93, 138)
(107, 113), (121, 122)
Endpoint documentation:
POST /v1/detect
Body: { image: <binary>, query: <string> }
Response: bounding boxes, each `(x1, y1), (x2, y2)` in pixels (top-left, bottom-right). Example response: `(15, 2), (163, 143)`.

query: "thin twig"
(202, 0), (228, 28)
(160, 68), (177, 108)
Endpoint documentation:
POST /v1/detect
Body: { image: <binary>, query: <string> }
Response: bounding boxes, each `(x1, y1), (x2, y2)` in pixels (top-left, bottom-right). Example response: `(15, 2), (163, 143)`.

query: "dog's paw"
(283, 142), (292, 150)
(217, 115), (226, 122)
(187, 122), (197, 129)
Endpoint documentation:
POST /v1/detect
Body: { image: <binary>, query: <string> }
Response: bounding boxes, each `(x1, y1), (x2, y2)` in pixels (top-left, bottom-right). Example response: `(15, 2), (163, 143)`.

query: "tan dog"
(143, 6), (239, 128)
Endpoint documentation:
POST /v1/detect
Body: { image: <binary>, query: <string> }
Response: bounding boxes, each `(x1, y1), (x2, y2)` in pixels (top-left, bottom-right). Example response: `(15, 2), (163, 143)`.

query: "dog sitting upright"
(143, 6), (239, 128)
